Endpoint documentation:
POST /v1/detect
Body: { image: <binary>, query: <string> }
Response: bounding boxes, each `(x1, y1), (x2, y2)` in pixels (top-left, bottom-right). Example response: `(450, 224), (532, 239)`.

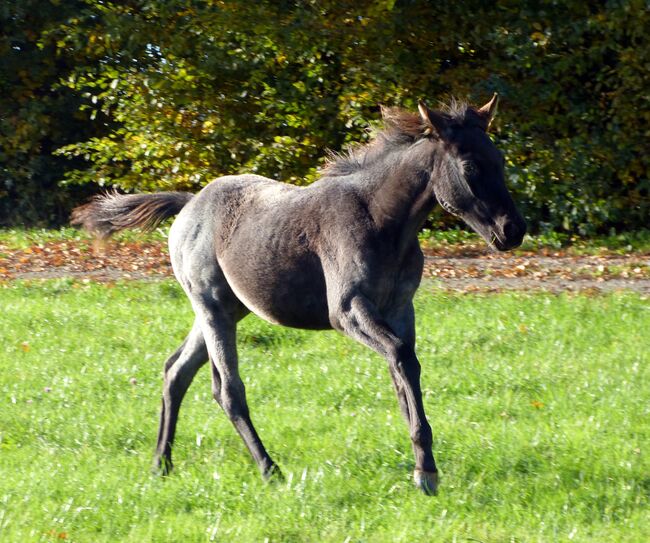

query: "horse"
(72, 94), (526, 495)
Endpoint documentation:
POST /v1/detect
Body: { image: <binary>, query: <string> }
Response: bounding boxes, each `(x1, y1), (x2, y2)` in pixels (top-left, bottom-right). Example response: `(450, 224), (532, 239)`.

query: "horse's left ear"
(418, 100), (449, 139)
(477, 93), (499, 130)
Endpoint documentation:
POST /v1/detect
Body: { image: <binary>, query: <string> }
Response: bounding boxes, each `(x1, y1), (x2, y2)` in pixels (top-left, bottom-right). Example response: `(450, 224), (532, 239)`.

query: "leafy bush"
(1, 1), (648, 233)
(0, 0), (100, 226)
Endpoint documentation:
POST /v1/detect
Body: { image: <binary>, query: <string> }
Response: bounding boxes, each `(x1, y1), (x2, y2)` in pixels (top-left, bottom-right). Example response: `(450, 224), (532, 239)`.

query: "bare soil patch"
(1, 240), (649, 293)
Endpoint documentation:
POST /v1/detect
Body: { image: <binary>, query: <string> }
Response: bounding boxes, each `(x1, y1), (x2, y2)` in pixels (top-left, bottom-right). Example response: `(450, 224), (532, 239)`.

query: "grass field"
(1, 280), (648, 542)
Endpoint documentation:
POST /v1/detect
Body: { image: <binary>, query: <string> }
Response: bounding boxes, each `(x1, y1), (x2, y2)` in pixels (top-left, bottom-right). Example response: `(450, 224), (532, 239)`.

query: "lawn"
(1, 280), (648, 542)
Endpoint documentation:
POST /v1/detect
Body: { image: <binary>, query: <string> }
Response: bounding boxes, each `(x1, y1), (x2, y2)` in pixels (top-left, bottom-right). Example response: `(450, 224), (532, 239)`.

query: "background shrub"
(1, 0), (647, 234)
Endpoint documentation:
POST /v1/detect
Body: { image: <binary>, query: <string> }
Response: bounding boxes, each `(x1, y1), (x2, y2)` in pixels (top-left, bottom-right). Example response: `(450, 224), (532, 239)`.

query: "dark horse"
(72, 95), (525, 495)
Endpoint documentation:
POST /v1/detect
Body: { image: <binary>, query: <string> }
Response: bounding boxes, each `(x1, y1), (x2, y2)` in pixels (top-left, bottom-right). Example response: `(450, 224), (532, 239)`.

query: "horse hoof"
(262, 463), (284, 483)
(152, 457), (173, 477)
(413, 469), (439, 496)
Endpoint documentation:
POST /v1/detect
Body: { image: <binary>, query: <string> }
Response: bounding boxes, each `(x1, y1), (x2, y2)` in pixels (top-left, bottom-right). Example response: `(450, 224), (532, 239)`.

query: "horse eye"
(463, 161), (478, 178)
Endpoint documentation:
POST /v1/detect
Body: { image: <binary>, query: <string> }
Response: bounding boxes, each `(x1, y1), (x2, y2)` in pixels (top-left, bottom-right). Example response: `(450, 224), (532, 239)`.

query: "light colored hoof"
(414, 469), (439, 496)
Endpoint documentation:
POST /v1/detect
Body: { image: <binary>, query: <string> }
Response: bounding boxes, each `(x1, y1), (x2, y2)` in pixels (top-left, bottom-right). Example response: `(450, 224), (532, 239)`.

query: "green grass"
(1, 280), (648, 542)
(516, 229), (650, 254)
(3, 226), (650, 254)
(0, 226), (169, 249)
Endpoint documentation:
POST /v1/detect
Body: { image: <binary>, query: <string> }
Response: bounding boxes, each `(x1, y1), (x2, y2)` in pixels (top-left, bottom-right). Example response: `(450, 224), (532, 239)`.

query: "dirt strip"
(1, 240), (649, 293)
(422, 254), (650, 293)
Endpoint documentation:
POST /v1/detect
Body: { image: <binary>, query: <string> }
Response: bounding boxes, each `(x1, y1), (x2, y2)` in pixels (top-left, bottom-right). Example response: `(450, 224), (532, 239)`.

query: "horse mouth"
(490, 228), (524, 251)
(460, 211), (526, 252)
(492, 235), (512, 251)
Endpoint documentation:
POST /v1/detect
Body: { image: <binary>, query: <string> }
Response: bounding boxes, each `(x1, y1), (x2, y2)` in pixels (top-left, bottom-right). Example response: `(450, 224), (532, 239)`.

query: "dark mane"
(321, 100), (477, 177)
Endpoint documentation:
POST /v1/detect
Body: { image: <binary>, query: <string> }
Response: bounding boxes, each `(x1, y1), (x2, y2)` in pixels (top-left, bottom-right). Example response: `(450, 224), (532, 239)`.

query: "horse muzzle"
(493, 215), (526, 251)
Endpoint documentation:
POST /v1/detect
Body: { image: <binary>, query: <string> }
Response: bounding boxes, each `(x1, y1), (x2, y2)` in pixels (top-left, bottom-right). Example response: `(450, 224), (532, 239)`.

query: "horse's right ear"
(476, 92), (499, 130)
(418, 100), (448, 139)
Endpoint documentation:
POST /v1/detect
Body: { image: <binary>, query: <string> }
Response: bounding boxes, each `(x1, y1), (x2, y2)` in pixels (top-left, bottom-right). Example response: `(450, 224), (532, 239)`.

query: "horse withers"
(72, 94), (525, 495)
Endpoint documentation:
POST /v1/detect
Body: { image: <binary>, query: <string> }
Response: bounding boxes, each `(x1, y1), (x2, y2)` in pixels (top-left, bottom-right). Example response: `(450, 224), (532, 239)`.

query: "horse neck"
(363, 141), (438, 247)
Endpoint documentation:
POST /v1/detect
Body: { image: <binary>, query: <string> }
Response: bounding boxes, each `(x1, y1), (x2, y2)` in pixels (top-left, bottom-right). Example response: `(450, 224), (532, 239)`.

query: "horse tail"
(71, 190), (194, 239)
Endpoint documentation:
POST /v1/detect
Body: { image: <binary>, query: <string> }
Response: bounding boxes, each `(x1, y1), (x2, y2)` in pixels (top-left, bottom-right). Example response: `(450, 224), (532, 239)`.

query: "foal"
(73, 94), (525, 495)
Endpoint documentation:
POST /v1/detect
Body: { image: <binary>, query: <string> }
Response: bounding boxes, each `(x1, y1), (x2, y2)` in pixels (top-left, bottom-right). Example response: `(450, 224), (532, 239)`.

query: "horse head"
(419, 94), (526, 251)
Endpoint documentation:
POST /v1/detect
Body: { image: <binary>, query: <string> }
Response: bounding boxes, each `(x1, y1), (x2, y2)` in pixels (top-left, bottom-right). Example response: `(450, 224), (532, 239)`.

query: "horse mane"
(321, 100), (476, 177)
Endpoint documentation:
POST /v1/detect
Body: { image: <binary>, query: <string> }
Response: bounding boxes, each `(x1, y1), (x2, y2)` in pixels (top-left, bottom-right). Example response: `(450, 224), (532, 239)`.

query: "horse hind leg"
(154, 320), (208, 474)
(194, 297), (281, 480)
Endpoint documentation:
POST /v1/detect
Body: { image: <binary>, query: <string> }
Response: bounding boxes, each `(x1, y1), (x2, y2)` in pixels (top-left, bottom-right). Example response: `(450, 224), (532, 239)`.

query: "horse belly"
(220, 254), (331, 330)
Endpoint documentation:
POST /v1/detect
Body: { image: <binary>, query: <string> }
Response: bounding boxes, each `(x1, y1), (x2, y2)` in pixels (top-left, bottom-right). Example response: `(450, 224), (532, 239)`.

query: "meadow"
(1, 279), (648, 542)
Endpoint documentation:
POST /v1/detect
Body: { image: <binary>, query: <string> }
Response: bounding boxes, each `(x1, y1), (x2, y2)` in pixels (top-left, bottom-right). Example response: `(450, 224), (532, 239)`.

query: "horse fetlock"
(410, 424), (433, 448)
(413, 469), (439, 496)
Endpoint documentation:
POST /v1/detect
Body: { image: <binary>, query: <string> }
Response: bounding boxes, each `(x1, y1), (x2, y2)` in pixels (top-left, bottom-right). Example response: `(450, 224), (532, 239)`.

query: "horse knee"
(392, 352), (421, 384)
(162, 339), (191, 375)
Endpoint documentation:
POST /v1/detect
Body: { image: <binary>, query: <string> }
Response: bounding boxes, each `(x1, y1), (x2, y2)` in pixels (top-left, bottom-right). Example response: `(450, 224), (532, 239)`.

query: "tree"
(2, 0), (648, 233)
(0, 0), (99, 225)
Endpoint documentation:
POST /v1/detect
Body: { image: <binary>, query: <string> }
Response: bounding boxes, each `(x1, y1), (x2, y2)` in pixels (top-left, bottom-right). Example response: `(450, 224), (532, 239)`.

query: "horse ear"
(477, 93), (499, 130)
(418, 100), (449, 139)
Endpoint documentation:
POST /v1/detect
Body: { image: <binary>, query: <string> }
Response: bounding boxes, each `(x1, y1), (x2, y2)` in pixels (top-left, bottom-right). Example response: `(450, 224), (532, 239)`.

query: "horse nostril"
(503, 219), (524, 241)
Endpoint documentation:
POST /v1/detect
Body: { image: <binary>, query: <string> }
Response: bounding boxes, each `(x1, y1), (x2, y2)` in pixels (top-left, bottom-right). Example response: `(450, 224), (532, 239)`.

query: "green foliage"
(1, 280), (648, 541)
(52, 1), (422, 190)
(1, 1), (648, 233)
(495, 0), (650, 234)
(0, 0), (99, 225)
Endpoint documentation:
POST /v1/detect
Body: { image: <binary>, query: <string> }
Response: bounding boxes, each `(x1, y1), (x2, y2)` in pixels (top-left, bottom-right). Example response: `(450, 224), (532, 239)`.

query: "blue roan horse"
(72, 94), (526, 495)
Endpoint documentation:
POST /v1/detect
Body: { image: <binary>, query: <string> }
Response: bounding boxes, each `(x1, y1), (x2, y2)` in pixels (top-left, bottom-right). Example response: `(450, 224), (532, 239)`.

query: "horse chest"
(368, 268), (421, 315)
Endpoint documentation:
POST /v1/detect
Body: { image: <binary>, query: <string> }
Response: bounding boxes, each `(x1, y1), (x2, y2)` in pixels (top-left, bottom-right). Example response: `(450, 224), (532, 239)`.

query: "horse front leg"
(331, 294), (438, 495)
